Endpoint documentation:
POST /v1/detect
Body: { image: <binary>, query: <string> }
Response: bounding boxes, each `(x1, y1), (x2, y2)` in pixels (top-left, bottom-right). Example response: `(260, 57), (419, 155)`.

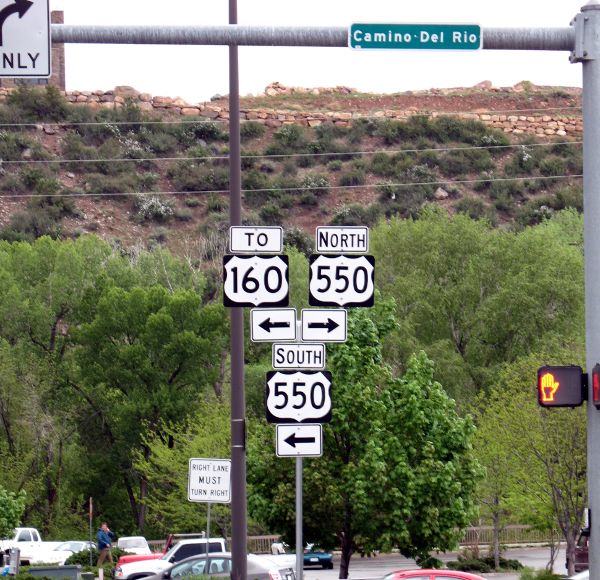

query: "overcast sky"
(48, 0), (585, 103)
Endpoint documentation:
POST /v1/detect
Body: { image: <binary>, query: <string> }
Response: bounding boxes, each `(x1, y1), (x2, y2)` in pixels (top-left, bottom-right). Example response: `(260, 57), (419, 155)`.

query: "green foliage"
(0, 484), (26, 537)
(518, 568), (562, 580)
(240, 121), (266, 141)
(330, 203), (381, 227)
(5, 85), (71, 122)
(133, 194), (175, 223)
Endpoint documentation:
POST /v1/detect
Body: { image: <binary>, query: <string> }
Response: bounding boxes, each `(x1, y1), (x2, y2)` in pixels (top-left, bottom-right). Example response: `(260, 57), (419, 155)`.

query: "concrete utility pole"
(49, 13), (599, 578)
(573, 2), (600, 577)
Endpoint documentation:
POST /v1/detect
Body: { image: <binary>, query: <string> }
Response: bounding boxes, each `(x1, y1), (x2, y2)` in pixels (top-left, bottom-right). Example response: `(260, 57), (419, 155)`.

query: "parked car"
(117, 537), (151, 556)
(142, 552), (295, 580)
(303, 544), (333, 569)
(30, 541), (95, 565)
(568, 572), (589, 579)
(568, 527), (589, 574)
(382, 571), (486, 580)
(114, 538), (228, 580)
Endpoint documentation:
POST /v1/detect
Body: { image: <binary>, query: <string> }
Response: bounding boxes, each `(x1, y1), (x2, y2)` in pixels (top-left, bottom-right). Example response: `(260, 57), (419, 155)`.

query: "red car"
(383, 571), (486, 580)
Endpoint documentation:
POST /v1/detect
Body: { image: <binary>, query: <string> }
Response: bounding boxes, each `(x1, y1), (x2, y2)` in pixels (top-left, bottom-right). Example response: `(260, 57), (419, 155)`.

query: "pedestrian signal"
(593, 364), (600, 409)
(537, 365), (584, 408)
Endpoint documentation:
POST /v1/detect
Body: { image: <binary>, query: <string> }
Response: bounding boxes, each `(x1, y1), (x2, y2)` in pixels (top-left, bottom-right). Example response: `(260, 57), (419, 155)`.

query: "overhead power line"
(0, 173), (582, 200)
(0, 140), (583, 166)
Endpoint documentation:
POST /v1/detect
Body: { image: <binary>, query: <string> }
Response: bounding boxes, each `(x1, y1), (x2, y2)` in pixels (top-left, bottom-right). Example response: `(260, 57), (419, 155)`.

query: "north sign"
(250, 308), (296, 342)
(0, 0), (51, 78)
(349, 23), (481, 51)
(276, 424), (323, 457)
(316, 226), (369, 253)
(272, 342), (326, 370)
(188, 458), (231, 503)
(229, 226), (283, 253)
(309, 254), (375, 307)
(301, 308), (347, 342)
(223, 254), (289, 307)
(266, 370), (332, 423)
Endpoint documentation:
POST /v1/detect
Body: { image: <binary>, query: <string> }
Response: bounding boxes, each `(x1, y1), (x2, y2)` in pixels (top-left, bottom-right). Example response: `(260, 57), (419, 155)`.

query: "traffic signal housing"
(537, 365), (585, 408)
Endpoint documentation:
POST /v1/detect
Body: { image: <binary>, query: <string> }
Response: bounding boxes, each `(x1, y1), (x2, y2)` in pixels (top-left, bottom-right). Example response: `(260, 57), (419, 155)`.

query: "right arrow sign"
(276, 424), (323, 457)
(301, 308), (347, 342)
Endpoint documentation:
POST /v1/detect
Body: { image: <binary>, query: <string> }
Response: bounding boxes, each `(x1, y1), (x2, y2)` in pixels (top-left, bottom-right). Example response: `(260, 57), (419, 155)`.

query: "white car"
(30, 541), (95, 565)
(569, 572), (589, 579)
(117, 537), (151, 555)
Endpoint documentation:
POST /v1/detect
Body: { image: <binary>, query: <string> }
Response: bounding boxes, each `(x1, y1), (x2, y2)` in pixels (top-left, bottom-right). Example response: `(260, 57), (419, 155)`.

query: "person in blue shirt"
(96, 522), (116, 566)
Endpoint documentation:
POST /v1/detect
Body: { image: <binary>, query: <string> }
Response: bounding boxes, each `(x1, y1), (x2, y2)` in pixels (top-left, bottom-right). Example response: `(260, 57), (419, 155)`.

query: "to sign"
(266, 370), (332, 423)
(272, 343), (326, 370)
(309, 254), (375, 307)
(276, 424), (323, 457)
(349, 23), (481, 51)
(223, 254), (289, 307)
(301, 308), (347, 342)
(188, 458), (231, 503)
(230, 226), (283, 253)
(0, 0), (51, 78)
(251, 308), (296, 342)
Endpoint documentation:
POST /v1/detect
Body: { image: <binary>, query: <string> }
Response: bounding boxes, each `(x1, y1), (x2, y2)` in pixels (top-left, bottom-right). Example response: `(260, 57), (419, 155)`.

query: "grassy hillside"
(0, 84), (582, 256)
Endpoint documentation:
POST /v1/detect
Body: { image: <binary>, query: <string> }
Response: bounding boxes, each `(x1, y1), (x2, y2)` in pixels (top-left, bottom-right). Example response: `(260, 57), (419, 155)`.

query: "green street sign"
(349, 23), (481, 50)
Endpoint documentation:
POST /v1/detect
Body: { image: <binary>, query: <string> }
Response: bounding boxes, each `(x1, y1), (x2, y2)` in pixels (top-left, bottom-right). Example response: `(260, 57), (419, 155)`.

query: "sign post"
(0, 0), (51, 78)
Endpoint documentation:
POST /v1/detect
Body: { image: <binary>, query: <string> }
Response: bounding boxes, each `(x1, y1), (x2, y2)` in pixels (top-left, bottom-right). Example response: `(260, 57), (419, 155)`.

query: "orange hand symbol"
(540, 372), (559, 402)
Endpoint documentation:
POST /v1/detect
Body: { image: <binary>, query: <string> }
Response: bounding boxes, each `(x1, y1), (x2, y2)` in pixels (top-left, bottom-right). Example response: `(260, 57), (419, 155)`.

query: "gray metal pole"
(50, 24), (573, 51)
(577, 3), (600, 578)
(296, 458), (303, 580)
(206, 503), (211, 561)
(228, 2), (247, 580)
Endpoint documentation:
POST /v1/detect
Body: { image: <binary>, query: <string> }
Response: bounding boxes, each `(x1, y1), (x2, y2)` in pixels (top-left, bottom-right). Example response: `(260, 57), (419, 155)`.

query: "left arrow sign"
(251, 308), (297, 342)
(276, 424), (322, 457)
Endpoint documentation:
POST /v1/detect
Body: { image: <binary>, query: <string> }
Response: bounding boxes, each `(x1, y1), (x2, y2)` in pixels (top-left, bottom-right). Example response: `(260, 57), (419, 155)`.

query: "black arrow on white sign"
(307, 318), (339, 333)
(0, 0), (33, 46)
(259, 318), (291, 333)
(284, 433), (316, 447)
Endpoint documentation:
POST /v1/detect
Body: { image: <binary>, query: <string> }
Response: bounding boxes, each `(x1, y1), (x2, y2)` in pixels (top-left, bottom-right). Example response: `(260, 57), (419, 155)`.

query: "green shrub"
(149, 227), (169, 246)
(295, 155), (315, 168)
(299, 192), (318, 206)
(206, 195), (228, 213)
(0, 130), (35, 160)
(301, 173), (329, 195)
(242, 170), (270, 191)
(347, 118), (380, 143)
(273, 124), (306, 149)
(168, 163), (229, 192)
(133, 194), (175, 222)
(454, 197), (487, 219)
(447, 558), (492, 573)
(185, 197), (201, 207)
(330, 203), (381, 227)
(518, 567), (562, 580)
(327, 160), (343, 171)
(174, 207), (193, 221)
(284, 226), (314, 256)
(179, 121), (227, 145)
(259, 203), (287, 225)
(241, 121), (266, 141)
(6, 85), (71, 121)
(339, 169), (366, 187)
(539, 156), (567, 177)
(84, 173), (141, 195)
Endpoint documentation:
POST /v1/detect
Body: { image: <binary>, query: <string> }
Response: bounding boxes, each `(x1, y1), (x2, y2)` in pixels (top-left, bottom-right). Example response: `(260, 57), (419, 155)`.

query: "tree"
(75, 286), (228, 532)
(475, 351), (587, 576)
(248, 305), (482, 578)
(370, 208), (584, 402)
(0, 485), (26, 538)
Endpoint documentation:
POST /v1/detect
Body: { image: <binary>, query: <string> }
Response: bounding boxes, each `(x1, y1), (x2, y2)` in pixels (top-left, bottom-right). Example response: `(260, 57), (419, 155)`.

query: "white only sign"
(251, 308), (297, 342)
(309, 254), (375, 307)
(272, 342), (326, 370)
(0, 0), (51, 78)
(276, 424), (323, 457)
(223, 254), (289, 307)
(266, 370), (332, 424)
(188, 458), (231, 503)
(230, 226), (283, 253)
(316, 226), (369, 253)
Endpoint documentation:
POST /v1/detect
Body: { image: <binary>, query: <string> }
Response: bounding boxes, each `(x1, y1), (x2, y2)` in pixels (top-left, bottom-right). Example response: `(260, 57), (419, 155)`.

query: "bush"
(518, 567), (562, 580)
(284, 226), (314, 256)
(6, 85), (71, 121)
(84, 173), (141, 195)
(339, 169), (366, 187)
(259, 203), (287, 225)
(539, 156), (567, 177)
(273, 125), (306, 150)
(174, 207), (193, 221)
(330, 203), (381, 227)
(454, 197), (487, 219)
(133, 194), (175, 222)
(185, 197), (201, 207)
(241, 121), (266, 141)
(301, 173), (329, 195)
(327, 160), (343, 171)
(206, 195), (228, 213)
